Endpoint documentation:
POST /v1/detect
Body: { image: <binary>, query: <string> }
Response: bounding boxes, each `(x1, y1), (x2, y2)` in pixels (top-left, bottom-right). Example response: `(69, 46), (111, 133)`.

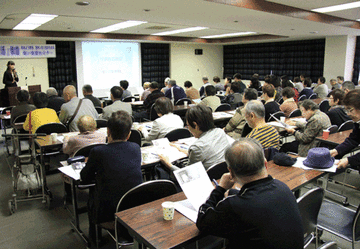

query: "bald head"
(63, 85), (77, 102)
(77, 115), (97, 133)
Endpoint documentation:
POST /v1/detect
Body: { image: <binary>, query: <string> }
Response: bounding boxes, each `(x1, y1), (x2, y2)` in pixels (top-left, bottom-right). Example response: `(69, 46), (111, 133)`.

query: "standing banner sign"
(0, 44), (56, 58)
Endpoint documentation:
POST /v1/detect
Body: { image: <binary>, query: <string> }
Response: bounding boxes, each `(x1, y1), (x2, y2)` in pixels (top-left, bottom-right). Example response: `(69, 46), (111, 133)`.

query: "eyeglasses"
(345, 107), (355, 114)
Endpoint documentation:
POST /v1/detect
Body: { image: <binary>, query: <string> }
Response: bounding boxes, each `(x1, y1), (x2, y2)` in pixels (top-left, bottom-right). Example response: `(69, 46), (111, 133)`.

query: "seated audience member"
(281, 99), (331, 156)
(281, 75), (294, 88)
(330, 78), (341, 90)
(184, 80), (200, 102)
(59, 85), (99, 132)
(281, 78), (299, 102)
(262, 84), (280, 122)
(342, 81), (355, 94)
(224, 77), (232, 93)
(213, 76), (224, 91)
(164, 79), (187, 104)
(299, 78), (313, 99)
(102, 86), (132, 120)
(199, 76), (211, 97)
(11, 90), (36, 124)
(46, 87), (65, 113)
(223, 82), (243, 109)
(244, 100), (280, 149)
(82, 84), (101, 107)
(196, 138), (304, 249)
(337, 76), (344, 85)
(280, 87), (298, 117)
(313, 77), (328, 99)
(120, 80), (132, 100)
(80, 111), (142, 242)
(249, 77), (261, 91)
(159, 105), (231, 170)
(267, 75), (282, 102)
(140, 82), (151, 101)
(327, 89), (351, 127)
(330, 89), (360, 169)
(199, 85), (221, 111)
(300, 74), (305, 83)
(63, 115), (106, 157)
(161, 77), (170, 94)
(293, 77), (304, 92)
(224, 88), (258, 139)
(138, 97), (183, 141)
(233, 73), (246, 94)
(23, 92), (61, 134)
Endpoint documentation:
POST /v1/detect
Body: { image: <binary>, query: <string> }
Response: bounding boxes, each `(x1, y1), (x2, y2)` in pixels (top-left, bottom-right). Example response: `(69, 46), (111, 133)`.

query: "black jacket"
(47, 95), (65, 113)
(336, 123), (360, 167)
(264, 101), (280, 122)
(326, 106), (351, 128)
(3, 70), (18, 88)
(196, 175), (304, 249)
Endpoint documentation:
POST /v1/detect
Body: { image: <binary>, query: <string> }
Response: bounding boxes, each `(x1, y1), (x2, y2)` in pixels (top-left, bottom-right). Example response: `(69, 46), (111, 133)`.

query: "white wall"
(0, 37), (50, 91)
(323, 35), (356, 85)
(170, 43), (223, 90)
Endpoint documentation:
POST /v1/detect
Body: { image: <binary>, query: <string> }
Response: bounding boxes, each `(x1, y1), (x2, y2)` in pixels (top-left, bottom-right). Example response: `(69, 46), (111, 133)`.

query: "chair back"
(206, 162), (228, 180)
(241, 123), (253, 137)
(327, 125), (338, 134)
(297, 187), (324, 247)
(338, 120), (354, 132)
(298, 95), (307, 102)
(123, 96), (136, 102)
(116, 180), (177, 212)
(149, 103), (158, 121)
(1, 106), (13, 114)
(217, 95), (225, 102)
(215, 104), (231, 112)
(267, 111), (286, 122)
(96, 119), (107, 129)
(12, 113), (28, 124)
(175, 98), (191, 106)
(164, 128), (192, 142)
(317, 241), (337, 249)
(35, 122), (68, 135)
(277, 97), (284, 105)
(95, 107), (103, 114)
(128, 129), (142, 146)
(309, 93), (318, 99)
(319, 99), (330, 113)
(289, 109), (302, 118)
(73, 143), (104, 157)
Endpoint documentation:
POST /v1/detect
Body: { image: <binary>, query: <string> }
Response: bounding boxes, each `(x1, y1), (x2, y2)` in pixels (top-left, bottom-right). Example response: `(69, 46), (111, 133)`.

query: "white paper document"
(212, 112), (233, 119)
(173, 162), (214, 222)
(292, 157), (338, 173)
(291, 118), (307, 123)
(268, 121), (296, 129)
(58, 165), (81, 180)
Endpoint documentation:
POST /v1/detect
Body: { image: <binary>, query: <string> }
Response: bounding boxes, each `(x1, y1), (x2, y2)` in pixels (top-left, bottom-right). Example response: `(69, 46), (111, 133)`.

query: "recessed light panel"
(90, 20), (147, 33)
(200, 32), (256, 39)
(152, 27), (208, 36)
(312, 1), (360, 13)
(13, 14), (58, 30)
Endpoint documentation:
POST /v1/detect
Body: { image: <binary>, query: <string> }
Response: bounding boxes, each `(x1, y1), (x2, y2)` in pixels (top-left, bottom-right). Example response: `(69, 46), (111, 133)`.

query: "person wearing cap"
(281, 99), (331, 157)
(196, 138), (304, 249)
(330, 89), (360, 169)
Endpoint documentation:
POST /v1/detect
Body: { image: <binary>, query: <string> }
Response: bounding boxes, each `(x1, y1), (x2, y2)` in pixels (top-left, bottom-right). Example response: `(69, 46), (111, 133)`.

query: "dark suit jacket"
(11, 102), (36, 123)
(47, 95), (65, 113)
(3, 70), (18, 88)
(80, 141), (143, 223)
(165, 85), (187, 103)
(326, 106), (351, 128)
(84, 95), (102, 107)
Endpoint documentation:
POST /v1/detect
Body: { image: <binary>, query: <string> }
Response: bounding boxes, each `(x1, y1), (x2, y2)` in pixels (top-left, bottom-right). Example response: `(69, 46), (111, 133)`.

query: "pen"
(212, 179), (219, 187)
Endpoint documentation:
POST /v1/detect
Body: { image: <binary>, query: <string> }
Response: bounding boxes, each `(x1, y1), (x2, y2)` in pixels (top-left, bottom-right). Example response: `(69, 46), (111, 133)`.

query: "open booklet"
(173, 162), (215, 223)
(141, 137), (188, 164)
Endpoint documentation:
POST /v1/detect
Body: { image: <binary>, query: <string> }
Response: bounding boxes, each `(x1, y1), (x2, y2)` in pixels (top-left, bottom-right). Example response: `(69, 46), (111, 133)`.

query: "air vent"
(145, 26), (169, 30)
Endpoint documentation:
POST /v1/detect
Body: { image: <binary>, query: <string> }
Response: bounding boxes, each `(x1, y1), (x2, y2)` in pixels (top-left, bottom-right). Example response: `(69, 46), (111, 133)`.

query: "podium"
(0, 85), (41, 107)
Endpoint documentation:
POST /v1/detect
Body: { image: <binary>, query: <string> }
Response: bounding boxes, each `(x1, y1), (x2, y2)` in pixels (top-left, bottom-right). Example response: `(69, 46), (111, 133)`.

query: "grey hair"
(343, 81), (355, 91)
(168, 79), (176, 86)
(46, 87), (58, 97)
(164, 77), (171, 83)
(202, 76), (208, 81)
(245, 100), (265, 118)
(225, 138), (265, 177)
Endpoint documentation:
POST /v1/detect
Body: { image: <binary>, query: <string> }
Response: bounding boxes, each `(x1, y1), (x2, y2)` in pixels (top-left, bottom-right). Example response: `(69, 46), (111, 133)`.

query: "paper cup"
(162, 201), (175, 220)
(184, 101), (188, 107)
(322, 130), (329, 139)
(133, 122), (139, 129)
(280, 116), (286, 123)
(6, 110), (10, 116)
(50, 133), (58, 142)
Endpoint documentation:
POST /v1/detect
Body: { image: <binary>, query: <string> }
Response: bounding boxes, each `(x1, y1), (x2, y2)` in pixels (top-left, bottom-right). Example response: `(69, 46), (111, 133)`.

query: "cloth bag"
(16, 164), (41, 190)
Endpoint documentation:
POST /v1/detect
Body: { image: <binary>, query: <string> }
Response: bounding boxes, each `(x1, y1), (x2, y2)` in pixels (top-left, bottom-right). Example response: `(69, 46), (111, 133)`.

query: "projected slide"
(76, 41), (141, 97)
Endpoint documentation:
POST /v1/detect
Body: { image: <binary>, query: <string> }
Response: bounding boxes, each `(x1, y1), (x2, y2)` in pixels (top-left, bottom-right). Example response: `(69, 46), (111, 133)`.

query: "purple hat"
(303, 147), (335, 169)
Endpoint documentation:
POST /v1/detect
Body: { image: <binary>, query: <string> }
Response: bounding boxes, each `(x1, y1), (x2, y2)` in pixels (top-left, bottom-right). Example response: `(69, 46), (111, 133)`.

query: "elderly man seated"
(196, 138), (304, 249)
(199, 85), (221, 112)
(63, 115), (107, 157)
(244, 100), (280, 149)
(102, 86), (132, 119)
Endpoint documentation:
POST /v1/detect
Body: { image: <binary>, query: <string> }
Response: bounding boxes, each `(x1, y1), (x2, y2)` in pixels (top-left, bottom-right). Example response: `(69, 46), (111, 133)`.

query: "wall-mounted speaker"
(195, 49), (203, 55)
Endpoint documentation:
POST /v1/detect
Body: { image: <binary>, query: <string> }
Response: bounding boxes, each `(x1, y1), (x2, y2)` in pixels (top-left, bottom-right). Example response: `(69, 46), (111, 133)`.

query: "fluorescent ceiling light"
(152, 27), (208, 36)
(200, 32), (256, 39)
(90, 20), (147, 33)
(13, 14), (58, 30)
(312, 1), (360, 13)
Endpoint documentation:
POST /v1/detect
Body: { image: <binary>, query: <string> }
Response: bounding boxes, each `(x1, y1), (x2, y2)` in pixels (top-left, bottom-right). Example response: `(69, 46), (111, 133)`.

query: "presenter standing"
(3, 61), (19, 88)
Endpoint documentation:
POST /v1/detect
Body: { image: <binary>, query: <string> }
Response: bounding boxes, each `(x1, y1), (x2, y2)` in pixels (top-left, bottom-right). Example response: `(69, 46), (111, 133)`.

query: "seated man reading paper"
(196, 138), (304, 249)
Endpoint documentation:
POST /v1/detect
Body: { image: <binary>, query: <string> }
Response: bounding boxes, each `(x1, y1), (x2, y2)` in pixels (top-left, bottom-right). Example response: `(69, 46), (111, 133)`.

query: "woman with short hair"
(327, 89), (351, 127)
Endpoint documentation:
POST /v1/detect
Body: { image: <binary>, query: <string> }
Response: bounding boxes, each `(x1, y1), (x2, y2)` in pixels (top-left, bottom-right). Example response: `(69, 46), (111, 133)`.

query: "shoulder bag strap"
(67, 99), (83, 126)
(29, 111), (32, 134)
